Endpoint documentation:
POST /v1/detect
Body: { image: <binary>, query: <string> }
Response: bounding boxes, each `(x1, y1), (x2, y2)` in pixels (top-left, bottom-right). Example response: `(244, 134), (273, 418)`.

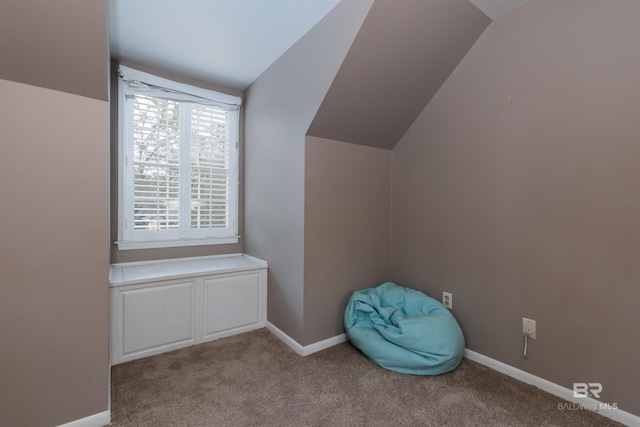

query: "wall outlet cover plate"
(522, 317), (536, 340)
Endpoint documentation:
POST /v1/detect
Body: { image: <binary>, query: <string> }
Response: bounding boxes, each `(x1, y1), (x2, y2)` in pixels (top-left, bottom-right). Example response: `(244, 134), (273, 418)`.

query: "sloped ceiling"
(109, 0), (341, 90)
(307, 0), (491, 150)
(108, 0), (536, 149)
(1, 0), (108, 100)
(108, 1), (533, 93)
(469, 0), (533, 19)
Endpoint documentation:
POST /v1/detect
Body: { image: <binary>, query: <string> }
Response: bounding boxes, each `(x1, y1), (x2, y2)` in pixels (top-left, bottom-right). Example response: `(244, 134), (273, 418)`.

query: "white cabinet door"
(111, 279), (196, 362)
(203, 273), (262, 338)
(122, 281), (195, 354)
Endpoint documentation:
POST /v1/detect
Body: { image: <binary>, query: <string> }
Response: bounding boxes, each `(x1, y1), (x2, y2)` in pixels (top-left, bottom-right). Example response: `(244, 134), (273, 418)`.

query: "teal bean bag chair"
(344, 282), (464, 375)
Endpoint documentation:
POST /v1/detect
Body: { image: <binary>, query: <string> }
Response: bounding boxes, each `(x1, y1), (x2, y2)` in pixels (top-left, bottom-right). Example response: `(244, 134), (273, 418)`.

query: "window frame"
(116, 66), (241, 250)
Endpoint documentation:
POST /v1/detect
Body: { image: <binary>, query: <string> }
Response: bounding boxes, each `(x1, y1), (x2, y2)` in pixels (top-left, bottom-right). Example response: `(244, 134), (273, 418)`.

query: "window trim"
(116, 66), (241, 250)
(116, 236), (240, 251)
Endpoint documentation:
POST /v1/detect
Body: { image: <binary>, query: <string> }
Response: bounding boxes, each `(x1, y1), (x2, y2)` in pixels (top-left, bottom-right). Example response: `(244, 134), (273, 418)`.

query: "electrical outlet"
(522, 317), (536, 340)
(443, 292), (452, 309)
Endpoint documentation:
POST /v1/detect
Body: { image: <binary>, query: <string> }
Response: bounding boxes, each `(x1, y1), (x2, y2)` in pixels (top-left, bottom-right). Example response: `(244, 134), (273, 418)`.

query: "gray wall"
(0, 0), (108, 101)
(0, 2), (110, 425)
(109, 60), (245, 264)
(244, 0), (373, 344)
(391, 0), (640, 415)
(304, 136), (391, 344)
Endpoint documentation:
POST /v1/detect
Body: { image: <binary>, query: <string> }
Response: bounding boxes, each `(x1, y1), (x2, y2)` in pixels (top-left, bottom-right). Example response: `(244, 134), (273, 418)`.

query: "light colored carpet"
(110, 328), (623, 426)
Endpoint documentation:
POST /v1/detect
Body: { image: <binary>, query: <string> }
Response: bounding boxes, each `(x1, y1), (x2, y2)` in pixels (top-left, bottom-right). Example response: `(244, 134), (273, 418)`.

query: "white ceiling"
(108, 0), (531, 91)
(108, 0), (341, 90)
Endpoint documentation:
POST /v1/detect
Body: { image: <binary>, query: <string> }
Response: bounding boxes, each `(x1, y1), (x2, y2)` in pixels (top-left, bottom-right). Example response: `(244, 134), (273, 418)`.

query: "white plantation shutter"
(117, 66), (240, 249)
(190, 105), (231, 230)
(132, 96), (181, 231)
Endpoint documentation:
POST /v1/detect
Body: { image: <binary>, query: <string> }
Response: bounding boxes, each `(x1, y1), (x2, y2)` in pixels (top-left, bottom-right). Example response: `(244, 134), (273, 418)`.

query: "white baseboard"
(267, 322), (304, 355)
(56, 410), (110, 427)
(266, 322), (347, 356)
(303, 332), (348, 356)
(464, 349), (639, 427)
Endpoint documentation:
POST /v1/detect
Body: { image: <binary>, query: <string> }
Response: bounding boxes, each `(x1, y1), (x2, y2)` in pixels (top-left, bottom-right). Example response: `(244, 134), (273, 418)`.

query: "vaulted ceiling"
(468, 0), (532, 19)
(108, 1), (532, 91)
(109, 0), (534, 149)
(109, 0), (341, 90)
(307, 0), (490, 149)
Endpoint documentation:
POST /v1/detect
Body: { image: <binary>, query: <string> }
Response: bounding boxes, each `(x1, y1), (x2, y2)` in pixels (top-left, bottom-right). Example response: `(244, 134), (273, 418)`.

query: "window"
(116, 66), (241, 250)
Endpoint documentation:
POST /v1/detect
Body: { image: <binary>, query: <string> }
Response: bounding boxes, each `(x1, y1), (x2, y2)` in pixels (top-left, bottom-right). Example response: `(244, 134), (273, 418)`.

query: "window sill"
(115, 236), (240, 250)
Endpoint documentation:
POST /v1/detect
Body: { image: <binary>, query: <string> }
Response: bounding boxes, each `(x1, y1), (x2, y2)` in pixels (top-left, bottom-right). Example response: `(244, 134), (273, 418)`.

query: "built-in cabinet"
(109, 254), (267, 365)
